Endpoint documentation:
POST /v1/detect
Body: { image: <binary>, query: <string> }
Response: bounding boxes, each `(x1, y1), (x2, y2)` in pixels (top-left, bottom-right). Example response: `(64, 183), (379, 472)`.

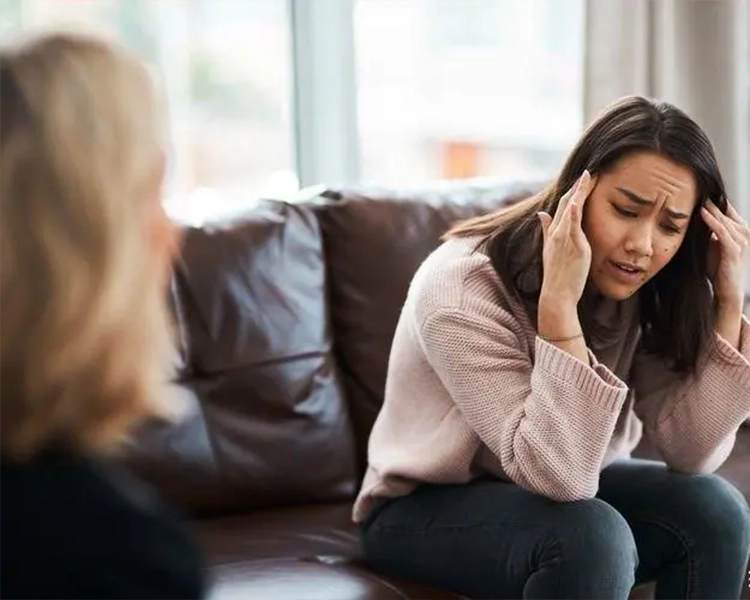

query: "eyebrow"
(615, 187), (691, 220)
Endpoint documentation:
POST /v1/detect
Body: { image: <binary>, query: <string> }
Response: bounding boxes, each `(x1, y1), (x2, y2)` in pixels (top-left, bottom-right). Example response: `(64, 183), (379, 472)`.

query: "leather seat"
(195, 503), (465, 599)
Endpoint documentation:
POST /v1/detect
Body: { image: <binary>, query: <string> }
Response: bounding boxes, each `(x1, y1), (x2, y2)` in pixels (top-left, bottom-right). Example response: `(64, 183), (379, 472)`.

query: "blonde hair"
(1, 32), (176, 460)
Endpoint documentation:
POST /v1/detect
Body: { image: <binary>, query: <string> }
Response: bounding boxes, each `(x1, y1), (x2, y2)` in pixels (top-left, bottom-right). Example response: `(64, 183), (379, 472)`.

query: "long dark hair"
(445, 96), (727, 375)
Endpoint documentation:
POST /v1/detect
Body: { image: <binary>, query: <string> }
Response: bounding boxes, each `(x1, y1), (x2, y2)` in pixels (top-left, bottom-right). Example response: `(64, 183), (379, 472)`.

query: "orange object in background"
(442, 140), (481, 179)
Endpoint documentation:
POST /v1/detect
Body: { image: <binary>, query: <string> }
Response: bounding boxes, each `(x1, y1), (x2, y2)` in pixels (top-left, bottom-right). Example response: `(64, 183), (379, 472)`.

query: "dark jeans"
(360, 459), (750, 599)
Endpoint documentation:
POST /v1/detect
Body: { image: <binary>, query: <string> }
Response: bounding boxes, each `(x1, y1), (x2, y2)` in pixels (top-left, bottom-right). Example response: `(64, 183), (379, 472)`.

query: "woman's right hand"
(537, 170), (598, 308)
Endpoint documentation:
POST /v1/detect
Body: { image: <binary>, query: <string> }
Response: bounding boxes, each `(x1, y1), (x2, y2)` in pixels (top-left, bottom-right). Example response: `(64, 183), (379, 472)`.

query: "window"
(354, 0), (585, 184)
(1, 0), (296, 220)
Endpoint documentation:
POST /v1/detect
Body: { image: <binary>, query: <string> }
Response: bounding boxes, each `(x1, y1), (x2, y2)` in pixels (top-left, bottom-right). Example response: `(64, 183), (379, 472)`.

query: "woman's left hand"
(701, 200), (749, 310)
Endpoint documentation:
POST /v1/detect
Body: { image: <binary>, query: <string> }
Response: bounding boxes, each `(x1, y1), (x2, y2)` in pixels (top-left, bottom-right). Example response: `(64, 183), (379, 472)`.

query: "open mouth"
(612, 262), (643, 274)
(609, 260), (646, 281)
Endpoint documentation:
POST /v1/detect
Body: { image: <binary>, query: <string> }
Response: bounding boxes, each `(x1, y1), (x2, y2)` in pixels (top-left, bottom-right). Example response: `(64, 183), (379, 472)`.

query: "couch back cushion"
(309, 179), (542, 474)
(126, 200), (357, 516)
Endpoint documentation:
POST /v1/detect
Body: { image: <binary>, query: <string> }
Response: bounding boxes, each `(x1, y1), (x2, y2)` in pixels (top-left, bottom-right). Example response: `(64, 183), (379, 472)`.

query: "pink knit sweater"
(353, 236), (750, 523)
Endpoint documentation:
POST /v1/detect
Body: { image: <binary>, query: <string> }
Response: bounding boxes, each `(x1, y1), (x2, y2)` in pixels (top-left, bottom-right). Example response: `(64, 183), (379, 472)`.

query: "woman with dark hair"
(355, 96), (750, 599)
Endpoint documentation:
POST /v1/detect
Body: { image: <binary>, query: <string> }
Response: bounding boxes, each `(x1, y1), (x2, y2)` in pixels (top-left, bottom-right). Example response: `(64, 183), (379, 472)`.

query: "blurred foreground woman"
(0, 32), (205, 599)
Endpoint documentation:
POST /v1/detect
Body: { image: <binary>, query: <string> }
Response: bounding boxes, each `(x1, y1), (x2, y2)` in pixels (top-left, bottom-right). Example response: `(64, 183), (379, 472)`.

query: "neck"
(581, 280), (610, 310)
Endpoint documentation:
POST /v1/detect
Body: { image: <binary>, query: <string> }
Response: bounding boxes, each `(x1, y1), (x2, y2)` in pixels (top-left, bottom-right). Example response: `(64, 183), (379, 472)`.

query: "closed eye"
(613, 204), (637, 218)
(661, 223), (682, 235)
(613, 204), (682, 234)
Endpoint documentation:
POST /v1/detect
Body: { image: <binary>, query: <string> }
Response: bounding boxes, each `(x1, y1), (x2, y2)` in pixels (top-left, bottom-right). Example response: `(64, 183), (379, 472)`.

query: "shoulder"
(1, 450), (206, 598)
(407, 236), (526, 327)
(3, 449), (170, 525)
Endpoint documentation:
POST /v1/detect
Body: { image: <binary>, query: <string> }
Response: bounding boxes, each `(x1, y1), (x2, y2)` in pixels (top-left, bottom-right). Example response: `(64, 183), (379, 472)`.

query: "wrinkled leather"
(127, 200), (357, 516)
(124, 181), (750, 600)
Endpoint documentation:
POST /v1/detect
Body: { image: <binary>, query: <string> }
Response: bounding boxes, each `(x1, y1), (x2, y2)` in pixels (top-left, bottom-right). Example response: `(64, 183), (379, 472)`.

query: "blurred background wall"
(1, 0), (747, 233)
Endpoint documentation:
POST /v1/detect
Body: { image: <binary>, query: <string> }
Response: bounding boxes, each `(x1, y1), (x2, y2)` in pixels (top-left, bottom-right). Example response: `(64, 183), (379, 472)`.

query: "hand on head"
(701, 200), (749, 312)
(537, 170), (598, 307)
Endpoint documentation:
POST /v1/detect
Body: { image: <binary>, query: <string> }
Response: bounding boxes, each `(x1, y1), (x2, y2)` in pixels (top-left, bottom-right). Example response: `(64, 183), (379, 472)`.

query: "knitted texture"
(353, 237), (750, 523)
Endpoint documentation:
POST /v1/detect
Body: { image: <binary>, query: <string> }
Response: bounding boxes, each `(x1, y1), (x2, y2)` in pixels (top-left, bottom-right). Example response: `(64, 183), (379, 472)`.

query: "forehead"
(603, 151), (698, 210)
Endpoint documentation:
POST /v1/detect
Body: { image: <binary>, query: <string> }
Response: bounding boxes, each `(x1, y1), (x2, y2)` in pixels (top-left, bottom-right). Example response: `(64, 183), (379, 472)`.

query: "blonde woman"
(0, 33), (205, 598)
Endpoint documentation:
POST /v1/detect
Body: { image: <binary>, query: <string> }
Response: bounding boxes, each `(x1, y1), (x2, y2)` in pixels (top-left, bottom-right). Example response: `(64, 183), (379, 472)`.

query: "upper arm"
(419, 298), (534, 443)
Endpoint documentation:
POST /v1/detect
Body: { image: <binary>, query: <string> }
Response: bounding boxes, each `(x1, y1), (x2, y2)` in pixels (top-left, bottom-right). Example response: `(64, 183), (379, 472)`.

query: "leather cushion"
(126, 201), (357, 516)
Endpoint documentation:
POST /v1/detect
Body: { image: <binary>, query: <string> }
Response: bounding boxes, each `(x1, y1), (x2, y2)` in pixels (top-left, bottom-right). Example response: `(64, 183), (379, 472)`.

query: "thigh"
(597, 458), (749, 584)
(360, 478), (634, 599)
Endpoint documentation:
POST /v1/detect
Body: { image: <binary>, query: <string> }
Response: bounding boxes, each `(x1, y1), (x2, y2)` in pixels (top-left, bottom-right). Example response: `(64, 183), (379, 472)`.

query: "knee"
(555, 499), (638, 576)
(678, 474), (750, 549)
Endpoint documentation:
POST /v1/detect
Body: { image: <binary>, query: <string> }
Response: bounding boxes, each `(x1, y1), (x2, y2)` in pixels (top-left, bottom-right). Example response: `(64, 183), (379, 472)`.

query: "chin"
(591, 278), (643, 301)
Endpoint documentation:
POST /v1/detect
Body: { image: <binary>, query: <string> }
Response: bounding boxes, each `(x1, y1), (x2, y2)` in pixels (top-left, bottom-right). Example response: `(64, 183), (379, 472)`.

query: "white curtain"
(583, 0), (750, 225)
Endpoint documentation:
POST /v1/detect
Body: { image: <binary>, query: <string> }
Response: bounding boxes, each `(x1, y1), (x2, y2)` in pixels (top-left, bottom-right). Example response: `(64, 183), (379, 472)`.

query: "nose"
(623, 223), (654, 258)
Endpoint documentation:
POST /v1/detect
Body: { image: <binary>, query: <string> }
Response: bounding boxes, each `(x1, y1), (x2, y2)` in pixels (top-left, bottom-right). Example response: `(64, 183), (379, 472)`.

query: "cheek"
(584, 209), (621, 257)
(652, 240), (681, 270)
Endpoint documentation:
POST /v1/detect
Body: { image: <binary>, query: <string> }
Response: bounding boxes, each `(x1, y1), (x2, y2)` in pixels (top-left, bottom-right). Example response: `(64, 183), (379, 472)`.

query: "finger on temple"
(725, 202), (747, 227)
(552, 180), (579, 227)
(714, 205), (749, 243)
(568, 201), (579, 234)
(703, 207), (734, 244)
(576, 171), (596, 209)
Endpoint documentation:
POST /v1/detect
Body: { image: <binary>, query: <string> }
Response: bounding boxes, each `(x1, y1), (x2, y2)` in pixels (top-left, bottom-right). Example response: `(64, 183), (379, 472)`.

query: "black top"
(1, 448), (206, 599)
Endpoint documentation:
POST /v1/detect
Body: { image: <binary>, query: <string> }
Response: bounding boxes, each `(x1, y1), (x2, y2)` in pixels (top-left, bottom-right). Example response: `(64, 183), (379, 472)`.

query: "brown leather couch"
(125, 179), (750, 600)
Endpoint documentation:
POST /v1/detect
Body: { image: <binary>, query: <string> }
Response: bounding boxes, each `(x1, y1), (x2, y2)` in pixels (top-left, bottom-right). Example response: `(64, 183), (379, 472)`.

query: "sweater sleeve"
(632, 314), (750, 474)
(419, 292), (629, 502)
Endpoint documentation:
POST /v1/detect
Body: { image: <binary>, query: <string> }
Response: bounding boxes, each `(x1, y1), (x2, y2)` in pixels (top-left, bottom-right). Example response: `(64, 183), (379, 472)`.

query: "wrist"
(714, 296), (745, 321)
(539, 287), (579, 314)
(715, 296), (743, 317)
(714, 303), (743, 349)
(538, 294), (581, 339)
